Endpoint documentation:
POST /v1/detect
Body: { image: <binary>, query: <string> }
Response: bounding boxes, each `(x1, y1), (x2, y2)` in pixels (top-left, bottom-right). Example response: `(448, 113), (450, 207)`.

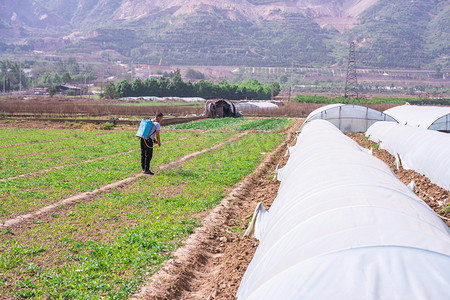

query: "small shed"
(205, 99), (239, 118)
(55, 85), (82, 95)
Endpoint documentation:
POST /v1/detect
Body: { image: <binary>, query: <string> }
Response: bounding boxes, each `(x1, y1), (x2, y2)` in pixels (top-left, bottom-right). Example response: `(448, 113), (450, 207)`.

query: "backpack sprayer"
(136, 119), (160, 149)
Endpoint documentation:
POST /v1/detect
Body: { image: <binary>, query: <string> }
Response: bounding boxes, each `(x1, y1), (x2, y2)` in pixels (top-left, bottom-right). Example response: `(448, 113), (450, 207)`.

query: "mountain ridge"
(0, 0), (448, 68)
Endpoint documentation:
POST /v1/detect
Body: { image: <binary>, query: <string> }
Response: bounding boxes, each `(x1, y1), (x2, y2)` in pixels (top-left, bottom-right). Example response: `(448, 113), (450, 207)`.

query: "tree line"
(107, 70), (280, 100)
(0, 60), (28, 92)
(0, 57), (95, 92)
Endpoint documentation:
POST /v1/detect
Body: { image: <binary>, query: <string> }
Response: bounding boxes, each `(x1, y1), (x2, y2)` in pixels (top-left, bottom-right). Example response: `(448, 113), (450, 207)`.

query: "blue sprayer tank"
(136, 119), (154, 139)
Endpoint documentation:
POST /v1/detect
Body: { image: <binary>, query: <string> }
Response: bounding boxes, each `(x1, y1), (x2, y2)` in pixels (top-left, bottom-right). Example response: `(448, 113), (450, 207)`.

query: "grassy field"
(0, 118), (290, 298)
(168, 117), (295, 131)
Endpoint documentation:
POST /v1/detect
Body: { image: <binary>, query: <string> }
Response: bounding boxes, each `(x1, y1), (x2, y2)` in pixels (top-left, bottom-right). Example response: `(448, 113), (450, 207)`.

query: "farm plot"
(0, 132), (286, 299)
(0, 131), (238, 221)
(168, 117), (294, 131)
(0, 129), (101, 148)
(0, 131), (121, 160)
(233, 117), (294, 131)
(0, 131), (183, 179)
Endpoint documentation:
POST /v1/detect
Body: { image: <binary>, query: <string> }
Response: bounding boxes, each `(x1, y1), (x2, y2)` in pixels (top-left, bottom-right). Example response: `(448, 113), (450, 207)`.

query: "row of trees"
(0, 60), (28, 92)
(35, 57), (95, 87)
(0, 57), (96, 92)
(108, 70), (280, 100)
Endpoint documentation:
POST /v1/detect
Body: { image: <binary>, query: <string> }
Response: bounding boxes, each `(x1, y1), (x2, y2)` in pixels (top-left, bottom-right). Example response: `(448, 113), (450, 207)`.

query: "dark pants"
(140, 138), (153, 171)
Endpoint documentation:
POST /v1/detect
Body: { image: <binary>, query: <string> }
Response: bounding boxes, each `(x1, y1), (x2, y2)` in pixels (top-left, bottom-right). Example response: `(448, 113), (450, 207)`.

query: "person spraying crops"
(137, 112), (163, 175)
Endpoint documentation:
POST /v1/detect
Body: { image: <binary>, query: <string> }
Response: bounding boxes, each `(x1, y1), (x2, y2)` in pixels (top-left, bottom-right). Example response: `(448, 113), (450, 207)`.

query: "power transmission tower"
(344, 42), (359, 99)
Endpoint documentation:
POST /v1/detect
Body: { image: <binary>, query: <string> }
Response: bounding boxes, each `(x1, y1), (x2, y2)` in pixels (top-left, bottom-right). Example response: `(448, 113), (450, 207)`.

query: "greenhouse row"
(367, 121), (450, 190)
(301, 104), (450, 133)
(238, 103), (450, 298)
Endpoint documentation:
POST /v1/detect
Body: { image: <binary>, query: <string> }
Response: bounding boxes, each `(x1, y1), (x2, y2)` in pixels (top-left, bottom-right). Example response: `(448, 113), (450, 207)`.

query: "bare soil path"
(134, 119), (302, 299)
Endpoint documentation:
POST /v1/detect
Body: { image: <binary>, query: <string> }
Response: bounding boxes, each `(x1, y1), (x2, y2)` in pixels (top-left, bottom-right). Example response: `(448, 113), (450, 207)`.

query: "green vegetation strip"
(0, 129), (102, 147)
(0, 130), (132, 159)
(167, 117), (252, 130)
(0, 131), (184, 179)
(232, 118), (294, 131)
(293, 94), (450, 105)
(168, 117), (293, 131)
(0, 132), (285, 299)
(0, 132), (236, 219)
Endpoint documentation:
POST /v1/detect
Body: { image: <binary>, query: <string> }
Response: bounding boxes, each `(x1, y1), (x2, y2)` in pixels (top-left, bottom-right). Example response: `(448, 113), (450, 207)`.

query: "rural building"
(55, 84), (84, 95)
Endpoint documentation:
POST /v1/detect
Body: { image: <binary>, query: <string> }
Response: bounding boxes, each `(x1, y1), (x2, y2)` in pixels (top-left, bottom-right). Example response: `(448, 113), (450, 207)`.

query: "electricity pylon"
(344, 42), (359, 99)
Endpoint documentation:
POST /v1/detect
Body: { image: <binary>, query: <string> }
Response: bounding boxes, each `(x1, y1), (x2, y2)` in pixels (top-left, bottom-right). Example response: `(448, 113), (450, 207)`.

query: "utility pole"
(344, 42), (359, 99)
(130, 61), (133, 81)
(101, 68), (105, 95)
(19, 60), (22, 92)
(271, 81), (274, 100)
(288, 62), (293, 101)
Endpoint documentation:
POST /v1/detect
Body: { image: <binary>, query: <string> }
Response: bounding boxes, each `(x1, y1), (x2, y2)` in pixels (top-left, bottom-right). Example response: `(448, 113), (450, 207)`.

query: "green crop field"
(167, 117), (295, 131)
(0, 118), (292, 298)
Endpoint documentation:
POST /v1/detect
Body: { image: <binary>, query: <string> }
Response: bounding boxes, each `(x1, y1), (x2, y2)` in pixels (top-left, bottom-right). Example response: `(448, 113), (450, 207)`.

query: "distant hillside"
(0, 0), (448, 68)
(337, 0), (450, 68)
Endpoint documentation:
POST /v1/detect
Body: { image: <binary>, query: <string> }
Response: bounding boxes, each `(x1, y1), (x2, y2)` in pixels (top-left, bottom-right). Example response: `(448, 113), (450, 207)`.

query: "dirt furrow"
(0, 132), (249, 229)
(134, 119), (303, 300)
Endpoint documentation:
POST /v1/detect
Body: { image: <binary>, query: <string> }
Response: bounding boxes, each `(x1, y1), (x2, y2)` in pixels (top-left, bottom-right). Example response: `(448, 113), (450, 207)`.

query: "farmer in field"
(141, 112), (163, 175)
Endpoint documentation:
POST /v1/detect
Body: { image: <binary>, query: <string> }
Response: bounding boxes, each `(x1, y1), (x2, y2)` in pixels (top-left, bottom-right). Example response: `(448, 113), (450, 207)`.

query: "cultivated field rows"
(0, 131), (188, 179)
(168, 117), (294, 132)
(0, 130), (105, 148)
(0, 118), (291, 298)
(0, 131), (240, 221)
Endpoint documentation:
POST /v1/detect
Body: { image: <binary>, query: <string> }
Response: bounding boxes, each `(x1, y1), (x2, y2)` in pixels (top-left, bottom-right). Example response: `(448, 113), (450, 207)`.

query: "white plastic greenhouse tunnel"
(366, 121), (450, 190)
(235, 102), (278, 110)
(237, 119), (450, 300)
(300, 104), (397, 132)
(384, 105), (450, 132)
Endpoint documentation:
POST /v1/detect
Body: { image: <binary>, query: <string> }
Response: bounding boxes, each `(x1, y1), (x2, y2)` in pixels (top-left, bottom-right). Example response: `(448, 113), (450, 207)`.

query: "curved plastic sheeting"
(384, 105), (450, 131)
(237, 120), (450, 300)
(301, 104), (397, 132)
(236, 102), (278, 110)
(366, 121), (450, 190)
